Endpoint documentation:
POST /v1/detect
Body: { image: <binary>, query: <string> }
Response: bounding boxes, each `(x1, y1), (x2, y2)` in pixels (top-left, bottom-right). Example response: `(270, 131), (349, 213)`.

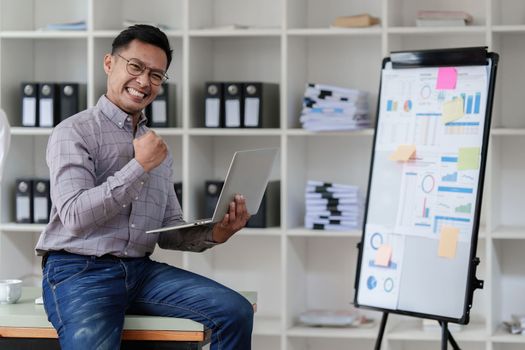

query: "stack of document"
(304, 180), (363, 231)
(300, 83), (370, 132)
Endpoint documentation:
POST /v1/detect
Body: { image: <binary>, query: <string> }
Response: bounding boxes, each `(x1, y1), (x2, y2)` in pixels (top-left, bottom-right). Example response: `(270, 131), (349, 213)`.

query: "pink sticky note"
(436, 67), (457, 90)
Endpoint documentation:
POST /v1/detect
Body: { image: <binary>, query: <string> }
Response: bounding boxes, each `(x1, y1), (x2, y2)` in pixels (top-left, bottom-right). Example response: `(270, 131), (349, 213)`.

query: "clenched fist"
(133, 131), (168, 172)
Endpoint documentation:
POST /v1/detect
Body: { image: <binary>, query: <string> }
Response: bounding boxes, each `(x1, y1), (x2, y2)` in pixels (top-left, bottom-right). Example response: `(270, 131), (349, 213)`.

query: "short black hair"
(111, 24), (172, 69)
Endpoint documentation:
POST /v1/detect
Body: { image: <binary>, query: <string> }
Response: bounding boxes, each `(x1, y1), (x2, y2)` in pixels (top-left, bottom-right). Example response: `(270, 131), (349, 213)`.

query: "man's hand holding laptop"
(211, 194), (251, 243)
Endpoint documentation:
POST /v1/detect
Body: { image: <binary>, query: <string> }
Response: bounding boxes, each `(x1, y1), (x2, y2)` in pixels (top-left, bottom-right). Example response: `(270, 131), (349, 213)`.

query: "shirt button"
(124, 251), (128, 256)
(135, 196), (139, 200)
(140, 181), (144, 185)
(118, 122), (122, 126)
(122, 204), (127, 208)
(127, 117), (131, 121)
(131, 224), (136, 228)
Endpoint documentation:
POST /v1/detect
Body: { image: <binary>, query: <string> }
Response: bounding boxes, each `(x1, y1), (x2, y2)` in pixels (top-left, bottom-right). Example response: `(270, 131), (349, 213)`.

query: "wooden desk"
(0, 287), (257, 350)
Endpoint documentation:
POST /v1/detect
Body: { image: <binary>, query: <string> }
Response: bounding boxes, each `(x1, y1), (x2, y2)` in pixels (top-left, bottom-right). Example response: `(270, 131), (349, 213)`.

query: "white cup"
(0, 279), (22, 304)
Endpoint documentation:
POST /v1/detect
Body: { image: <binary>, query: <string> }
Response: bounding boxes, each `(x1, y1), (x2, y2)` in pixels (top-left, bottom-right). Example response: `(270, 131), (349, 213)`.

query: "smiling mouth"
(127, 87), (147, 99)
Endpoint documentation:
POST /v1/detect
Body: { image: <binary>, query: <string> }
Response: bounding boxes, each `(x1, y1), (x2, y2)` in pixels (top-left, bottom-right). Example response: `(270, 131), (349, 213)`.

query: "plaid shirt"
(36, 95), (216, 257)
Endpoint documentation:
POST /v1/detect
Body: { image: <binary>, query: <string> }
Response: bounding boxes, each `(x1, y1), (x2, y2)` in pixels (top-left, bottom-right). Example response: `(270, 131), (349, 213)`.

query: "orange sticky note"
(375, 245), (392, 267)
(438, 226), (460, 259)
(389, 145), (416, 161)
(436, 67), (457, 90)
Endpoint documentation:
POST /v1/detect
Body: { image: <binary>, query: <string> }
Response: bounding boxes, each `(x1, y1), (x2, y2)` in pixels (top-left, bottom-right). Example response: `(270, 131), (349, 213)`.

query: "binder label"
(152, 100), (167, 123)
(39, 98), (54, 127)
(16, 197), (30, 221)
(22, 97), (36, 126)
(205, 98), (220, 127)
(225, 100), (241, 127)
(34, 197), (49, 222)
(244, 97), (260, 127)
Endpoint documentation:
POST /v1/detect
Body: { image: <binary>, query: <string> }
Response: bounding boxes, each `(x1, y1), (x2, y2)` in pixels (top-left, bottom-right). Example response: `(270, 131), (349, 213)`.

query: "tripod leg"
(441, 321), (448, 350)
(438, 321), (461, 350)
(374, 312), (389, 350)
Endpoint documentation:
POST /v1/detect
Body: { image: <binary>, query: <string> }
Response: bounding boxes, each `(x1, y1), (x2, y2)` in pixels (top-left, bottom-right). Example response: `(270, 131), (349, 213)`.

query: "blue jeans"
(42, 251), (253, 350)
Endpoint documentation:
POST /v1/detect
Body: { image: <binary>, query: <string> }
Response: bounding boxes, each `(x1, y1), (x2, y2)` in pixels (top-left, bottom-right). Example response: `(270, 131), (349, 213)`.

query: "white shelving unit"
(1, 0), (524, 349)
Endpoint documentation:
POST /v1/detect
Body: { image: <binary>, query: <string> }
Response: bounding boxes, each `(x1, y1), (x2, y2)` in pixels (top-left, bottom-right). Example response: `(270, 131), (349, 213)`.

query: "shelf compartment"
(188, 36), (281, 128)
(0, 0), (87, 31)
(0, 38), (87, 127)
(491, 240), (525, 336)
(186, 135), (281, 221)
(188, 0), (281, 31)
(286, 0), (381, 30)
(92, 0), (183, 31)
(286, 235), (367, 332)
(490, 138), (525, 228)
(492, 0), (525, 26)
(491, 33), (525, 128)
(286, 135), (372, 229)
(287, 35), (381, 129)
(386, 0), (486, 27)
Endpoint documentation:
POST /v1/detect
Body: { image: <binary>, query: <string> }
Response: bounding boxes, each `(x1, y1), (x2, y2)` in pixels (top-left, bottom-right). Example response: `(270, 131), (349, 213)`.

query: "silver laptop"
(146, 148), (279, 233)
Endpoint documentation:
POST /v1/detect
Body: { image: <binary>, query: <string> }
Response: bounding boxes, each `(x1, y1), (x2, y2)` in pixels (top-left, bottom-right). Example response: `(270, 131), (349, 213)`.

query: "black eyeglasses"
(117, 54), (168, 86)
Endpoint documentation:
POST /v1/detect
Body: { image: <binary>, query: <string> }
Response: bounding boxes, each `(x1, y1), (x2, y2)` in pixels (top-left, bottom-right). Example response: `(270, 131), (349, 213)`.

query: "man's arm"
(48, 122), (149, 236)
(158, 189), (250, 252)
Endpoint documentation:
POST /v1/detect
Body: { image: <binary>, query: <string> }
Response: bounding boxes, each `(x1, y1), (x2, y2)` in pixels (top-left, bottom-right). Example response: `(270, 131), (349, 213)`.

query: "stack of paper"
(416, 10), (473, 27)
(300, 83), (370, 132)
(304, 180), (363, 231)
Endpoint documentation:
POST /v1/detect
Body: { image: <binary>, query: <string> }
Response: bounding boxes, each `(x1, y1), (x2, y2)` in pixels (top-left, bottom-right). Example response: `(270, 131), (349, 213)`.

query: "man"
(36, 24), (253, 350)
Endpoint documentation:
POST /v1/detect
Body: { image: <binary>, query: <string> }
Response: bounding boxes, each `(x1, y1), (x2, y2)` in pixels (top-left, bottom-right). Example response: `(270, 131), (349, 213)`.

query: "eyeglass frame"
(116, 54), (169, 86)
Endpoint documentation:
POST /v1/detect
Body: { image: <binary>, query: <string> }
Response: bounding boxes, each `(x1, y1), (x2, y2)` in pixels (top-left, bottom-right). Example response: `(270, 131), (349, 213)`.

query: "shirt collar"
(97, 95), (148, 129)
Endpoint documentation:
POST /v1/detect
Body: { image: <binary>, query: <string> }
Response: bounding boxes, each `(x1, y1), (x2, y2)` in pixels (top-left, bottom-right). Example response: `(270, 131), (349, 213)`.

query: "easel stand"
(373, 313), (460, 350)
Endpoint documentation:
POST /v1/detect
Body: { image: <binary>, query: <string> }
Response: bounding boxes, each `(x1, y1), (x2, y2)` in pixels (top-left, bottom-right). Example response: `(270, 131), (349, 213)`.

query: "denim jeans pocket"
(47, 260), (91, 288)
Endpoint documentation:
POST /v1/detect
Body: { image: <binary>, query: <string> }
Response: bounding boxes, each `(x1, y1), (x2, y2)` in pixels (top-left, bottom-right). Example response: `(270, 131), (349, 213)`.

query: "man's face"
(104, 39), (168, 117)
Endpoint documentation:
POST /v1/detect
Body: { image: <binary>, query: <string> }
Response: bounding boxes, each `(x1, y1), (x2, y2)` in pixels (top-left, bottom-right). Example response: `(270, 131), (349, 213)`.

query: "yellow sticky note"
(389, 145), (416, 162)
(375, 245), (392, 267)
(441, 97), (464, 124)
(438, 226), (460, 259)
(458, 147), (480, 171)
